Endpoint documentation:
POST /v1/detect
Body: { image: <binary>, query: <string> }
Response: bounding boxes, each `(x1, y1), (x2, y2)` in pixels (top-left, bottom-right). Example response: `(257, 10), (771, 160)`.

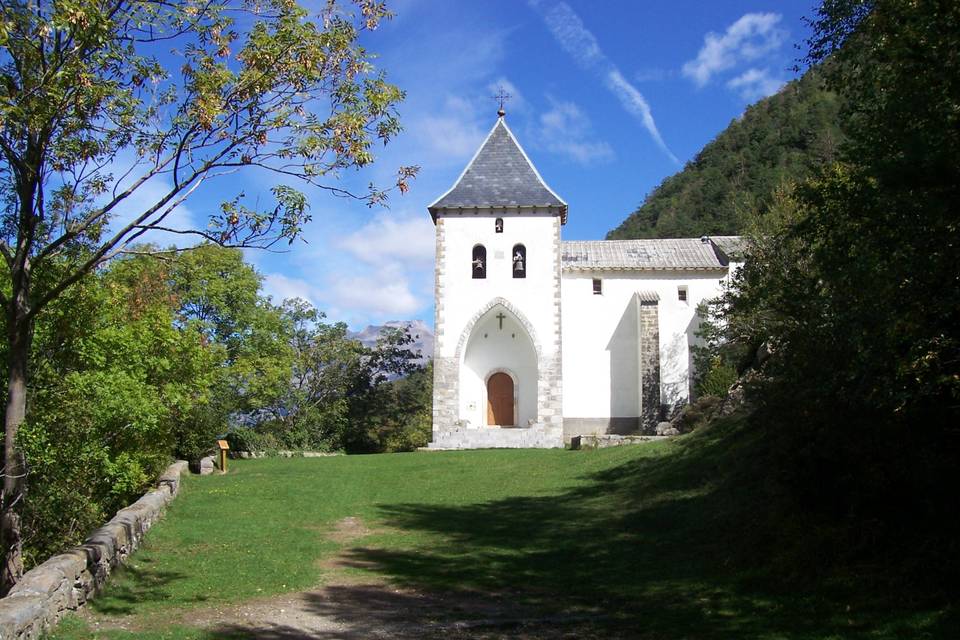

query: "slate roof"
(708, 235), (748, 261)
(429, 118), (568, 223)
(561, 239), (726, 271)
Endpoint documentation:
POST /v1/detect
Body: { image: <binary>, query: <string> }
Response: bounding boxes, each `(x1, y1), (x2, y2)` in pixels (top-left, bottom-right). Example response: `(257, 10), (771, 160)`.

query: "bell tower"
(427, 114), (566, 449)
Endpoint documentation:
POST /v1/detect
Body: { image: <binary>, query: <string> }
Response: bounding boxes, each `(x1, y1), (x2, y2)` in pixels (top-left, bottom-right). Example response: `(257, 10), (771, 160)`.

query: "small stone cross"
(496, 312), (506, 330)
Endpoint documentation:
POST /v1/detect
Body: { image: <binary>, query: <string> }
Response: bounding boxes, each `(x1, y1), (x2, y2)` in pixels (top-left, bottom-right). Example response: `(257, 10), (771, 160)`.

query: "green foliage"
(696, 358), (738, 398)
(608, 69), (844, 239)
(174, 399), (229, 464)
(0, 0), (416, 584)
(0, 0), (413, 265)
(717, 0), (960, 534)
(690, 300), (751, 399)
(171, 244), (262, 355)
(672, 395), (723, 433)
(17, 255), (218, 568)
(239, 309), (429, 454)
(353, 361), (434, 453)
(224, 427), (281, 456)
(7, 239), (429, 570)
(171, 244), (295, 419)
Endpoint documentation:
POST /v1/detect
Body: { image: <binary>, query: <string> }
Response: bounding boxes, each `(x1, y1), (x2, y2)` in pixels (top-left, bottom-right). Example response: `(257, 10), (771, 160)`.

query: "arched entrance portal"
(459, 302), (538, 429)
(487, 372), (514, 426)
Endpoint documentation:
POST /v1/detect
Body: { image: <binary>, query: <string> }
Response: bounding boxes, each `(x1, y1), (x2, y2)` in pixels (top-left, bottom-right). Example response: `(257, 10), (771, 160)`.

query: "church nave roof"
(561, 238), (730, 271)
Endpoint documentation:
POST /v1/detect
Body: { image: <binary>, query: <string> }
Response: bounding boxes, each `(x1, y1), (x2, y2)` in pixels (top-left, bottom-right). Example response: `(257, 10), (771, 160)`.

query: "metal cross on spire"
(492, 86), (512, 117)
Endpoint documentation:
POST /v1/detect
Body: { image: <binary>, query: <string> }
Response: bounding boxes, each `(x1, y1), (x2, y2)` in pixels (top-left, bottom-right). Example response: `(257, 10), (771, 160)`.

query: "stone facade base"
(429, 425), (564, 449)
(571, 434), (670, 449)
(563, 417), (641, 440)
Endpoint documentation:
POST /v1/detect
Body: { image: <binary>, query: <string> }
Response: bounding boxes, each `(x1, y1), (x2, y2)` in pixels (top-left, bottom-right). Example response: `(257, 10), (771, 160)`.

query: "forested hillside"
(608, 69), (843, 239)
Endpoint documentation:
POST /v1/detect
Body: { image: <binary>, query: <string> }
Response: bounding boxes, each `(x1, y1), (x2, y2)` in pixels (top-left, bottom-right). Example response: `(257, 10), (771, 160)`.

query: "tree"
(257, 299), (364, 449)
(717, 0), (959, 527)
(170, 244), (294, 418)
(15, 252), (217, 568)
(0, 0), (415, 589)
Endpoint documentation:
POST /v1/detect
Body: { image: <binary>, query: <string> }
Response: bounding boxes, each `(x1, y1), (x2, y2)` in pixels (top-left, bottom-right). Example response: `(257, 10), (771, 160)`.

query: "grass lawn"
(48, 418), (955, 639)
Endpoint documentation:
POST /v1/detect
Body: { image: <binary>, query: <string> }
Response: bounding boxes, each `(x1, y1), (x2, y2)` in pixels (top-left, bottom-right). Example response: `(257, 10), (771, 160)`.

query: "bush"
(175, 400), (229, 463)
(382, 408), (432, 453)
(225, 426), (281, 454)
(696, 357), (738, 398)
(673, 395), (722, 433)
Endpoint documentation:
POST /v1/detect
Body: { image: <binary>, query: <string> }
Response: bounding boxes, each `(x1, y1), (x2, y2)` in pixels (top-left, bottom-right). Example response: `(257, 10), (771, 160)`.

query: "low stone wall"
(571, 434), (670, 449)
(232, 450), (339, 459)
(0, 460), (188, 640)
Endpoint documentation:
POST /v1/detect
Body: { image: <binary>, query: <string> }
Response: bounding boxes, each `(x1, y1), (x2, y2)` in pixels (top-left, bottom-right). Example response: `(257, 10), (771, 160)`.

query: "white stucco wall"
(560, 269), (727, 419)
(435, 212), (560, 360)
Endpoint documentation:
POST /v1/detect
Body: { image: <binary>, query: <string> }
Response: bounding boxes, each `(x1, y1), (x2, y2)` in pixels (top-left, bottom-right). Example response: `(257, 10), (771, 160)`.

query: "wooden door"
(487, 373), (514, 426)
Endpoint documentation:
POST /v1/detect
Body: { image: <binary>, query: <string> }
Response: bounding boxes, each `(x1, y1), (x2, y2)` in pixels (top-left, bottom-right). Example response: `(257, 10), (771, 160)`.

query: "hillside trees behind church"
(608, 68), (844, 239)
(244, 301), (429, 454)
(716, 0), (960, 554)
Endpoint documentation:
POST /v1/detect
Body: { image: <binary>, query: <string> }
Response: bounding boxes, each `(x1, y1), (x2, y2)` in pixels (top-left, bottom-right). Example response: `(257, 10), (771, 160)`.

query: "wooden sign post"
(216, 440), (230, 473)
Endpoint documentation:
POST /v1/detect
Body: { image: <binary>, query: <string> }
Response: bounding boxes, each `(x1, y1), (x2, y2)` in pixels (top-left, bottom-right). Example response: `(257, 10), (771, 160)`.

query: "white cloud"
(537, 99), (614, 164)
(683, 13), (787, 87)
(264, 262), (425, 319)
(530, 0), (678, 164)
(539, 1), (605, 68)
(328, 265), (422, 317)
(261, 273), (319, 306)
(726, 68), (785, 101)
(413, 95), (486, 159)
(339, 211), (435, 265)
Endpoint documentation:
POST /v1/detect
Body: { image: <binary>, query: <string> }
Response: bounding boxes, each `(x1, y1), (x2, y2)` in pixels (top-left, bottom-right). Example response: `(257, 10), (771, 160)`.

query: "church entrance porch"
(460, 304), (536, 429)
(486, 371), (515, 426)
(429, 298), (564, 449)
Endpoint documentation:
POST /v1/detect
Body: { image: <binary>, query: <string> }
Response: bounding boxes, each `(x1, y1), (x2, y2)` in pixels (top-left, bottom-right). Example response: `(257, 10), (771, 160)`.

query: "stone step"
(429, 425), (563, 450)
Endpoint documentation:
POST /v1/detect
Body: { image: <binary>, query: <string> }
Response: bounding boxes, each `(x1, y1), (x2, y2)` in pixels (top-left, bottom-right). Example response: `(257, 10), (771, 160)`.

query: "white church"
(428, 114), (742, 449)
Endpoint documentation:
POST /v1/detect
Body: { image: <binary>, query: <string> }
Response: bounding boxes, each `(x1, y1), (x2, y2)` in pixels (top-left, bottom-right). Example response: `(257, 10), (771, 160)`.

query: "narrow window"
(592, 278), (602, 295)
(512, 244), (526, 278)
(472, 245), (486, 279)
(495, 217), (504, 233)
(678, 286), (688, 302)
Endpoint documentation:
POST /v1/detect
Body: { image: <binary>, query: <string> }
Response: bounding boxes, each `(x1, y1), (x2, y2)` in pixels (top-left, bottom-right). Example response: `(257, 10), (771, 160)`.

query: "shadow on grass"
(320, 420), (955, 639)
(89, 559), (191, 616)
(205, 583), (626, 640)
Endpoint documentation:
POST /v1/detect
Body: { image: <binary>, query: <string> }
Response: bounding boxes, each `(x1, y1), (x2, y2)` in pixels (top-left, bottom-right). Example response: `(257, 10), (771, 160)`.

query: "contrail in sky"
(530, 0), (679, 165)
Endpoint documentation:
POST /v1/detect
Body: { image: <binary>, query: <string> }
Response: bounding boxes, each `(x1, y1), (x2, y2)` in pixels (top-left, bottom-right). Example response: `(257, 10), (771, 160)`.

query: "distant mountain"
(349, 320), (434, 365)
(608, 68), (844, 240)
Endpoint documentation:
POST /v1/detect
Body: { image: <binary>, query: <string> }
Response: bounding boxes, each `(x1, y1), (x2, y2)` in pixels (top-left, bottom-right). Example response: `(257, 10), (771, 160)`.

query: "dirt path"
(84, 577), (605, 639)
(78, 517), (615, 639)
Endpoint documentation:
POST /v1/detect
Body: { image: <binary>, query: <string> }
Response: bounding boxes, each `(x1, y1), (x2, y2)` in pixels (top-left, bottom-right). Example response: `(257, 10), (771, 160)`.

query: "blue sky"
(130, 0), (818, 330)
